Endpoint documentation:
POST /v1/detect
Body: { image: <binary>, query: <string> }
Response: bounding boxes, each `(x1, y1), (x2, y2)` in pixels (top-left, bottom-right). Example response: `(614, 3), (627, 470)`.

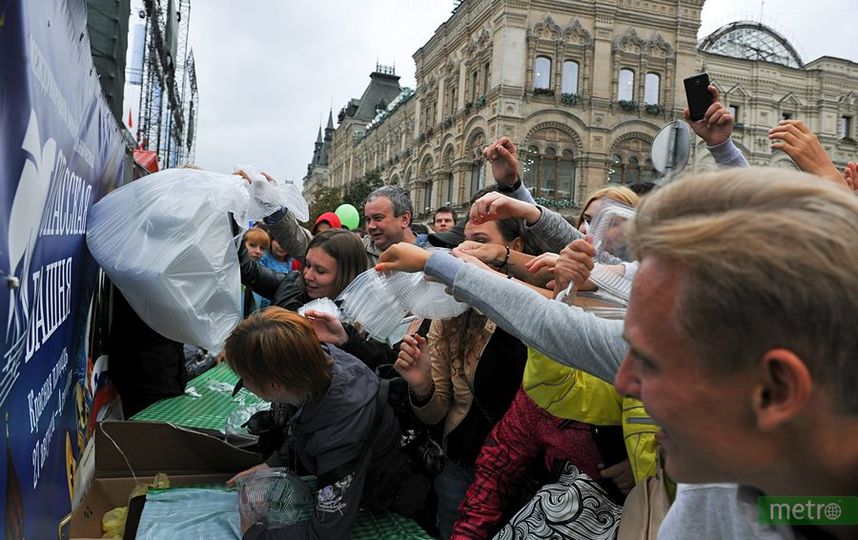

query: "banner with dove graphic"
(0, 0), (127, 537)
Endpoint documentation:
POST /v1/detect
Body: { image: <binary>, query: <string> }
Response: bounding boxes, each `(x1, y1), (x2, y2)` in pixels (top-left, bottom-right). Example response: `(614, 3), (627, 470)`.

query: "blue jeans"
(434, 460), (475, 540)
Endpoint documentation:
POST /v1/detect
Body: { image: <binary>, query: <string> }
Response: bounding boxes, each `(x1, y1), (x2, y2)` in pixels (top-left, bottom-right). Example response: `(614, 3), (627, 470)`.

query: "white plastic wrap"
(237, 468), (314, 528)
(588, 201), (636, 264)
(297, 297), (342, 319)
(86, 168), (256, 350)
(588, 264), (632, 305)
(234, 164), (309, 223)
(336, 269), (469, 343)
(586, 201), (636, 305)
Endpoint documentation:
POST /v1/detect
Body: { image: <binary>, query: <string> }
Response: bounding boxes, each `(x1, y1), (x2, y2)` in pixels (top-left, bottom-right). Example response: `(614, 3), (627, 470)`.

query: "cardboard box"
(70, 421), (261, 539)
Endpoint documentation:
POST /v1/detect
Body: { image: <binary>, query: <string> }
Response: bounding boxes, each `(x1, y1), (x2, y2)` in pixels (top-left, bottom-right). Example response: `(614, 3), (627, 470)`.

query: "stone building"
(303, 0), (858, 221)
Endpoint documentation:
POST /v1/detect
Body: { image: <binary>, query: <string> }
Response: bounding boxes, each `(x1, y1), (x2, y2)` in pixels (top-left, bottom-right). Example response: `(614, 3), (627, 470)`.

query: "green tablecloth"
(132, 365), (434, 539)
(132, 363), (262, 432)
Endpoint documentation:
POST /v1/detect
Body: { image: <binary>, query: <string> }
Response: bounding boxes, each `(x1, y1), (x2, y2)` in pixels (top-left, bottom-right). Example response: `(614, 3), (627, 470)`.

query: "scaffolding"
(136, 0), (197, 168)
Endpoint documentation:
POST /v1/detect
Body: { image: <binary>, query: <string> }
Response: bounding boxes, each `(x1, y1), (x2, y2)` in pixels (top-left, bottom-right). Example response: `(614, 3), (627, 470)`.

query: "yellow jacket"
(524, 349), (658, 482)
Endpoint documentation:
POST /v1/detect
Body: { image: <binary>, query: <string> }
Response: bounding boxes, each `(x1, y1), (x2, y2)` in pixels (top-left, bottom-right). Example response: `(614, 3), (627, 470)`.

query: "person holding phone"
(683, 74), (748, 169)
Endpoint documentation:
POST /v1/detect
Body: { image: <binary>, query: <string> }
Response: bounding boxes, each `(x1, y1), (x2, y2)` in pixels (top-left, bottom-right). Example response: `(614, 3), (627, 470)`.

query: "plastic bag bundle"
(589, 264), (632, 305)
(588, 201), (636, 264)
(337, 270), (410, 342)
(224, 400), (271, 436)
(234, 164), (309, 223)
(87, 169), (254, 350)
(297, 297), (342, 319)
(236, 467), (314, 528)
(585, 201), (637, 306)
(395, 272), (469, 320)
(135, 487), (240, 539)
(337, 269), (469, 343)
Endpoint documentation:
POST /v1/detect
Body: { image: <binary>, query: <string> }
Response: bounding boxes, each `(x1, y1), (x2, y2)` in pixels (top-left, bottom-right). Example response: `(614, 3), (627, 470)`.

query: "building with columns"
(303, 0), (858, 221)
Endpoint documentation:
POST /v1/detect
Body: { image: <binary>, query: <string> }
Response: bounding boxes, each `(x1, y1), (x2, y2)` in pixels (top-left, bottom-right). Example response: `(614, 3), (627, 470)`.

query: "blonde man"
(378, 168), (858, 539)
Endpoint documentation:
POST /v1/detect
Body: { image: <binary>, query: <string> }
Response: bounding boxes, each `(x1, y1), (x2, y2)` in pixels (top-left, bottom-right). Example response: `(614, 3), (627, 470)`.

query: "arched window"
(640, 159), (655, 182)
(470, 162), (484, 200)
(561, 61), (579, 94)
(534, 56), (552, 89)
(608, 155), (623, 183)
(424, 182), (434, 212)
(558, 150), (575, 199)
(542, 148), (557, 197)
(624, 156), (639, 184)
(618, 69), (635, 101)
(522, 145), (540, 188)
(645, 73), (660, 105)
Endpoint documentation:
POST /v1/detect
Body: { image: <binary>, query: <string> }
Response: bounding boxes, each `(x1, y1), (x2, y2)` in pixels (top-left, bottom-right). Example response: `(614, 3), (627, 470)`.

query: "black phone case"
(684, 74), (712, 121)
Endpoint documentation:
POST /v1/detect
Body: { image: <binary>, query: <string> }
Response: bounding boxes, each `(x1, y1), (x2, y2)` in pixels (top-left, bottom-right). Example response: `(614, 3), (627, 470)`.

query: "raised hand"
(375, 242), (431, 273)
(553, 239), (596, 297)
(469, 191), (541, 225)
(769, 120), (845, 184)
(525, 252), (559, 274)
(684, 85), (734, 146)
(453, 240), (506, 267)
(394, 334), (433, 398)
(303, 309), (348, 346)
(482, 136), (520, 186)
(844, 161), (857, 192)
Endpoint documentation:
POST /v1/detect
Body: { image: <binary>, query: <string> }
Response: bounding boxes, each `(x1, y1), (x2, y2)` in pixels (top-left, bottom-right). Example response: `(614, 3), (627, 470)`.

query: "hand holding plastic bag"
(236, 468), (314, 528)
(234, 164), (310, 223)
(87, 169), (247, 350)
(337, 268), (469, 343)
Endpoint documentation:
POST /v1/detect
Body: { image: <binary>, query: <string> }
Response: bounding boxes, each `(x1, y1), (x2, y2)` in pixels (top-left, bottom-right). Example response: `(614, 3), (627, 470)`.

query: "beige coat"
(411, 316), (497, 447)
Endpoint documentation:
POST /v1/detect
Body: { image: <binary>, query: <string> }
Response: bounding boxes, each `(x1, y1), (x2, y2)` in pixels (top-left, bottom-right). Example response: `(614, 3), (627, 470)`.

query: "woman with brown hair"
(394, 214), (532, 539)
(240, 228), (395, 369)
(225, 308), (430, 539)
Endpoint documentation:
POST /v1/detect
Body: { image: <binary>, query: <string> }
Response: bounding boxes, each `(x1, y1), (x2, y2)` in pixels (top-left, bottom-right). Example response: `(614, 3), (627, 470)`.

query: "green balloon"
(335, 203), (360, 230)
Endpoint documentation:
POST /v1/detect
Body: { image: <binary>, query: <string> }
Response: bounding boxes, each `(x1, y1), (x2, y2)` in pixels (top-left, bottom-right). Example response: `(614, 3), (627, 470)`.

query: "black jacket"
(246, 347), (430, 539)
(238, 242), (397, 369)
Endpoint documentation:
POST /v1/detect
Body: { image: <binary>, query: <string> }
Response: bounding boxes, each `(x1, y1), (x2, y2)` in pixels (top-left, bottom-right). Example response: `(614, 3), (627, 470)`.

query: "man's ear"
(509, 236), (524, 253)
(401, 210), (413, 228)
(753, 348), (813, 430)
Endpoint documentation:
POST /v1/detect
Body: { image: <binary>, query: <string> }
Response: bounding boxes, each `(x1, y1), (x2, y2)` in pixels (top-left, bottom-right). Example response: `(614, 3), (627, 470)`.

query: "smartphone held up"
(684, 73), (714, 121)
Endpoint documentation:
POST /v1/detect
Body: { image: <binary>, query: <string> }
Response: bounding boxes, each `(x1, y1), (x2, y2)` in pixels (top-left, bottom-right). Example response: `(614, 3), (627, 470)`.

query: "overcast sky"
(176, 1), (856, 186)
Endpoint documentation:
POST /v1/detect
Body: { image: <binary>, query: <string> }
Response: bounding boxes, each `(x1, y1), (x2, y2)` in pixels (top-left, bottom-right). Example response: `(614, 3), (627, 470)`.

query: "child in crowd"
(244, 228), (270, 261)
(242, 228), (271, 316)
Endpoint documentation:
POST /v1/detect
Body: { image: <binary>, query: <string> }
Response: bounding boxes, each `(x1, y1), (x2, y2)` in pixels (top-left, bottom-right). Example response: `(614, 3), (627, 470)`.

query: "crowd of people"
(113, 85), (858, 539)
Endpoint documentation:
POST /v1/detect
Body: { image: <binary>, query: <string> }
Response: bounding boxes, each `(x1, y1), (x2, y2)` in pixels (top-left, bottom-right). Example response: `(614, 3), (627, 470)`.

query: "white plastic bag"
(337, 269), (469, 343)
(297, 297), (342, 319)
(234, 164), (309, 223)
(86, 168), (253, 350)
(589, 201), (636, 264)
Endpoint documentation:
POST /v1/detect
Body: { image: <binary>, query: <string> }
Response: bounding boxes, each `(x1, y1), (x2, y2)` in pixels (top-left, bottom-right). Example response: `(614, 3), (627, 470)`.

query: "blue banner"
(0, 0), (127, 537)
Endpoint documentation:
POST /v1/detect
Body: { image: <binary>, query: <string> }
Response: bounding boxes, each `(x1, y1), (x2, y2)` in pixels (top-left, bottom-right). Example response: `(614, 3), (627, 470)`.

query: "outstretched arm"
(377, 246), (625, 383)
(768, 120), (846, 185)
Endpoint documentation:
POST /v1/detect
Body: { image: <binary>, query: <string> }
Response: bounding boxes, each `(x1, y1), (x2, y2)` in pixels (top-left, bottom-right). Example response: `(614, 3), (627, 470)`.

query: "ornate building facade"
(303, 0), (858, 220)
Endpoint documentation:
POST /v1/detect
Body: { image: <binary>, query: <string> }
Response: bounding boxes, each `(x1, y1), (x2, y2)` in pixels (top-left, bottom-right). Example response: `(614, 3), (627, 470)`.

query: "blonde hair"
(576, 186), (640, 228)
(631, 168), (858, 412)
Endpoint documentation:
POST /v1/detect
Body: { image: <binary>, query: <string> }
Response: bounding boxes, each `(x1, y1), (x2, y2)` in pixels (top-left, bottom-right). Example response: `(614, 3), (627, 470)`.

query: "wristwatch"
(497, 178), (522, 193)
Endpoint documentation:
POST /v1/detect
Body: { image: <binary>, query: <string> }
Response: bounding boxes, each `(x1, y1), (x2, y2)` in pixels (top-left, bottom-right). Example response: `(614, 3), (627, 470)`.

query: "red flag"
(127, 109), (133, 128)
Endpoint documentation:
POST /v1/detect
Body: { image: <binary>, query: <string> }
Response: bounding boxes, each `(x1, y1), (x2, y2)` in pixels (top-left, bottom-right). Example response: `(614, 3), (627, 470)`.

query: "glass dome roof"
(699, 22), (802, 68)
